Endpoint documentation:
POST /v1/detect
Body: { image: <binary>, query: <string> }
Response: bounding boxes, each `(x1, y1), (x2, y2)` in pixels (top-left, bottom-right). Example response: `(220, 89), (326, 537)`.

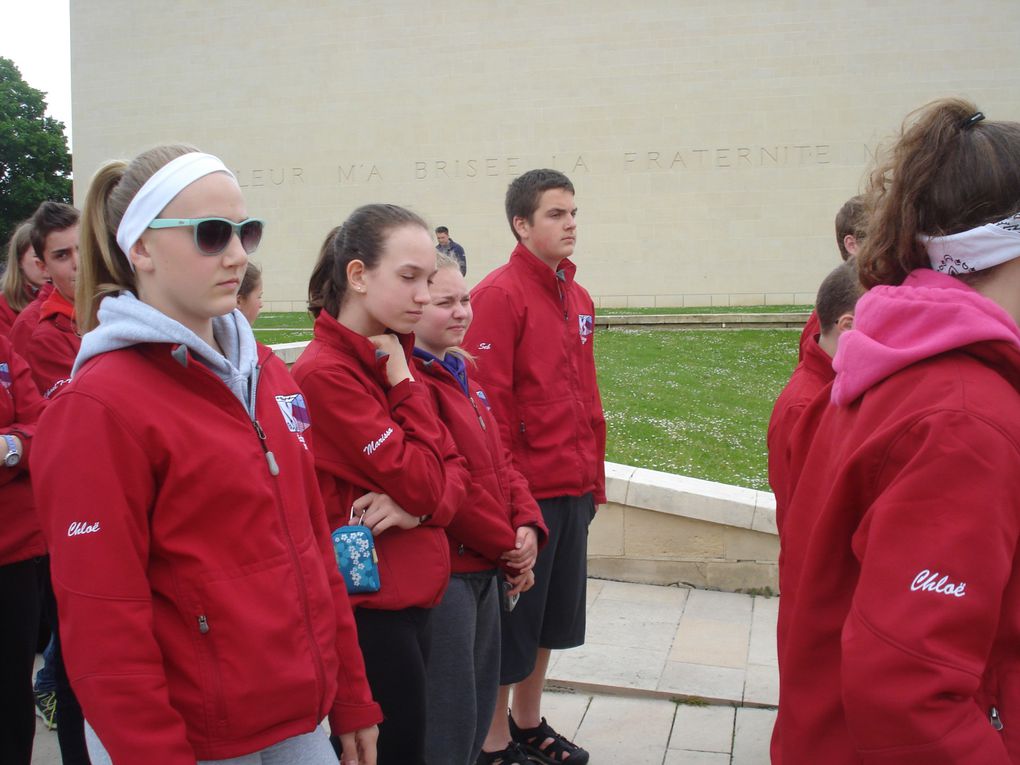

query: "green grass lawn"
(594, 329), (797, 491)
(255, 312), (800, 490)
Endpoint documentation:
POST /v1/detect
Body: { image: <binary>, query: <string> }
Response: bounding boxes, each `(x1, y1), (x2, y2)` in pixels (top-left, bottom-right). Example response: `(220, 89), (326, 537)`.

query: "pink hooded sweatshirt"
(774, 267), (1020, 765)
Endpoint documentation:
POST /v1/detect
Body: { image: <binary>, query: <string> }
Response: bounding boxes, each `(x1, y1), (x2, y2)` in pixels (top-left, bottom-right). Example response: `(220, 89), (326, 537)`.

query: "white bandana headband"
(115, 152), (235, 262)
(920, 212), (1020, 275)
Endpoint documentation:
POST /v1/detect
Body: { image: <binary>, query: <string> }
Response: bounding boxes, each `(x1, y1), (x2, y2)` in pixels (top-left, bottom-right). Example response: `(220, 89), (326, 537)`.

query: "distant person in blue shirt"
(435, 226), (466, 275)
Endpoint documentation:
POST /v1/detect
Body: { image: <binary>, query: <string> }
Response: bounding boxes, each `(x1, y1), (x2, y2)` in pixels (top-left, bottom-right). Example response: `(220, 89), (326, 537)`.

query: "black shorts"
(498, 493), (596, 685)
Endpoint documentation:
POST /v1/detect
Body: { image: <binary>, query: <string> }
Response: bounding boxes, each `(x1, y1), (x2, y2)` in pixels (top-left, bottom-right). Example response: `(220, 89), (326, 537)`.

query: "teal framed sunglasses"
(147, 217), (265, 255)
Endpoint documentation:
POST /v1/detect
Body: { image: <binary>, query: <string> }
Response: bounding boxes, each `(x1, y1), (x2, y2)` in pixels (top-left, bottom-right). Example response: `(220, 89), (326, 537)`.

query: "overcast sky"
(1, 0), (73, 145)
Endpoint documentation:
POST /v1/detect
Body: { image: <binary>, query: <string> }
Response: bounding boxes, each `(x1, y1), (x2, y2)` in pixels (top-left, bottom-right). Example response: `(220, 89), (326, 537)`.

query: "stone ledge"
(607, 462), (776, 538)
(596, 312), (810, 330)
(270, 341), (311, 366)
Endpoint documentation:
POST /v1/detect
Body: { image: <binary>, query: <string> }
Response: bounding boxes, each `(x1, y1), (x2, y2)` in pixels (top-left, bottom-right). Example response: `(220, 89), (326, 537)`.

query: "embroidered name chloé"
(910, 569), (967, 598)
(363, 427), (394, 456)
(68, 521), (101, 537)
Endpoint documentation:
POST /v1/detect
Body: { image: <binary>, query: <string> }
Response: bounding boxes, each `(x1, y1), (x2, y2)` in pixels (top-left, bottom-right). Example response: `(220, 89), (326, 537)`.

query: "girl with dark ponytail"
(293, 205), (471, 765)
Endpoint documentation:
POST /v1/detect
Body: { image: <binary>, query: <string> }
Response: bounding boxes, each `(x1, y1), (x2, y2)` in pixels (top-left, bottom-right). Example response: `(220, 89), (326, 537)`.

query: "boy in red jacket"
(24, 201), (80, 397)
(769, 260), (862, 522)
(21, 200), (90, 764)
(768, 262), (861, 731)
(468, 169), (606, 765)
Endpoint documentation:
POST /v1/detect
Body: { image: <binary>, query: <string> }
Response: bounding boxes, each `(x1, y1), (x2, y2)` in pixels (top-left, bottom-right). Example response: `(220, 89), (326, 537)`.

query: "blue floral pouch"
(332, 510), (380, 594)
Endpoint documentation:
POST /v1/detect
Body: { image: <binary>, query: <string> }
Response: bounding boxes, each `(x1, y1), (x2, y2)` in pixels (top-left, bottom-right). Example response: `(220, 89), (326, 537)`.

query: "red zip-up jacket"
(9, 281), (53, 356)
(26, 288), (79, 398)
(291, 311), (470, 610)
(0, 294), (16, 336)
(797, 309), (820, 362)
(775, 271), (1020, 764)
(767, 333), (834, 527)
(33, 342), (381, 764)
(412, 350), (548, 573)
(0, 335), (46, 566)
(464, 243), (607, 503)
(0, 284), (38, 336)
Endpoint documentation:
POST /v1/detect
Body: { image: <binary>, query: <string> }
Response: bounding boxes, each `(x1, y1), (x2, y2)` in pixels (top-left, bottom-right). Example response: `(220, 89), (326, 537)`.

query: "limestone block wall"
(70, 1), (1020, 311)
(589, 463), (778, 593)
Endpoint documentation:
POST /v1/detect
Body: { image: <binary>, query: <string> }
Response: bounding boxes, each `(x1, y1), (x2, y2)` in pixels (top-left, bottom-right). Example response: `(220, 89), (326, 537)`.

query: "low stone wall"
(596, 312), (810, 330)
(590, 463), (778, 593)
(270, 341), (780, 593)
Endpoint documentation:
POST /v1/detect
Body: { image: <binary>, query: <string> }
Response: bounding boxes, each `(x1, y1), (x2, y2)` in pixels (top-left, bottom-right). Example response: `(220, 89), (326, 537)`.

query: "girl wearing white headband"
(774, 100), (1020, 762)
(32, 144), (381, 765)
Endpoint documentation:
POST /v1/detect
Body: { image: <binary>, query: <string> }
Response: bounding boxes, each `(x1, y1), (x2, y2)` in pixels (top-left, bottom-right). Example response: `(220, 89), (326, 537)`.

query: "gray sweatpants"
(425, 571), (501, 765)
(85, 721), (338, 764)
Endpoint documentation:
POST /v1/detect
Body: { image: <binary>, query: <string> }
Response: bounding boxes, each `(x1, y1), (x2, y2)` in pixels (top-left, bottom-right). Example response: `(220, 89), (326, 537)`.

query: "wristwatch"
(3, 435), (21, 467)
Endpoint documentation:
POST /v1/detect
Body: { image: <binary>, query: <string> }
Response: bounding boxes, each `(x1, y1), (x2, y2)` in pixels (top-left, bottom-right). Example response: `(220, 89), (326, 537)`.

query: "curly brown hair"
(857, 98), (1020, 289)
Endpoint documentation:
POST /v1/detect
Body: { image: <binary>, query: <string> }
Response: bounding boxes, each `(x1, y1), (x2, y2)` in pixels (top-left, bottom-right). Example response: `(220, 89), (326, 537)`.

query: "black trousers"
(41, 562), (91, 764)
(0, 556), (44, 765)
(352, 607), (432, 765)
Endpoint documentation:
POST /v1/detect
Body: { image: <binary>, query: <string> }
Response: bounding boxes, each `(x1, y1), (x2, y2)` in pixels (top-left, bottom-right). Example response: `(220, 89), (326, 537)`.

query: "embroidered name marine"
(363, 427), (394, 456)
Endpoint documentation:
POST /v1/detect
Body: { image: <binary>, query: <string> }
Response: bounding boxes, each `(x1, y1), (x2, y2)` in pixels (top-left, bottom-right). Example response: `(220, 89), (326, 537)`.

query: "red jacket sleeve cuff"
(329, 700), (384, 736)
(385, 378), (416, 407)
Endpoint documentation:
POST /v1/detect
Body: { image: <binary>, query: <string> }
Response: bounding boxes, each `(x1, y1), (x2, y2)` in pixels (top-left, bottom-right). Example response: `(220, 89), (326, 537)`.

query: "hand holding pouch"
(332, 506), (381, 594)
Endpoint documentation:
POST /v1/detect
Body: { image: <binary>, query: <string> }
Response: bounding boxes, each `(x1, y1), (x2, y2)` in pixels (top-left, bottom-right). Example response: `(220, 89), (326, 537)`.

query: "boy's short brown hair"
(30, 201), (79, 261)
(504, 169), (574, 241)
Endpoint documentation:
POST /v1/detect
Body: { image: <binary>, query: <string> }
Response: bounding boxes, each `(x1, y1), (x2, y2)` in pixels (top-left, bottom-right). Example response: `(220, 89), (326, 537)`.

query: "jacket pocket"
(994, 667), (1020, 758)
(182, 554), (321, 739)
(518, 397), (572, 467)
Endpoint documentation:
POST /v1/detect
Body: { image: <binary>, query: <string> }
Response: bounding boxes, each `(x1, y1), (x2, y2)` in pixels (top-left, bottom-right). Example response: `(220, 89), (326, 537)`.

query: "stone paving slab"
(549, 579), (779, 709)
(34, 580), (778, 763)
(543, 690), (775, 764)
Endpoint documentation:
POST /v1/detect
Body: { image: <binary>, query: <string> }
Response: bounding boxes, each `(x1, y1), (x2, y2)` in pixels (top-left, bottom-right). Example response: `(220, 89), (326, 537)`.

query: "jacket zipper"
(470, 397), (486, 431)
(556, 274), (568, 321)
(191, 355), (326, 711)
(248, 362), (327, 706)
(991, 706), (1004, 731)
(247, 364), (279, 476)
(194, 613), (227, 722)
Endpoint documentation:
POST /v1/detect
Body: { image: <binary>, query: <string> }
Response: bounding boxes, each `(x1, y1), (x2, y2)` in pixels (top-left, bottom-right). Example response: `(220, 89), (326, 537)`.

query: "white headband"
(920, 212), (1020, 275)
(115, 152), (235, 261)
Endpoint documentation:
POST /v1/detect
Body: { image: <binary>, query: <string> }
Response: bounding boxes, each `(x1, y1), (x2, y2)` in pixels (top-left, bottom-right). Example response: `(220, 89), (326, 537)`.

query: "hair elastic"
(961, 111), (985, 129)
(919, 211), (1020, 275)
(115, 152), (235, 264)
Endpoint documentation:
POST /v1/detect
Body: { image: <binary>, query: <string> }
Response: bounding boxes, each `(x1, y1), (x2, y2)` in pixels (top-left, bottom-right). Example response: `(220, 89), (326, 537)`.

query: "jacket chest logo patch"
(276, 394), (311, 433)
(275, 393), (311, 450)
(578, 315), (593, 344)
(910, 569), (966, 598)
(476, 389), (492, 410)
(0, 363), (10, 389)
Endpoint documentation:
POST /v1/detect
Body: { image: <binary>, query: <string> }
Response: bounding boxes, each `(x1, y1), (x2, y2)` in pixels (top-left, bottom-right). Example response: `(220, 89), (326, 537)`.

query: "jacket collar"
(801, 333), (836, 384)
(40, 288), (75, 323)
(313, 310), (416, 385)
(510, 242), (577, 293)
(412, 346), (470, 396)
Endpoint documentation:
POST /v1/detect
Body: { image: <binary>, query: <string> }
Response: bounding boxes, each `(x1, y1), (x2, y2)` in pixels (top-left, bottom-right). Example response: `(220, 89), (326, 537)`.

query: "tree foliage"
(0, 56), (72, 253)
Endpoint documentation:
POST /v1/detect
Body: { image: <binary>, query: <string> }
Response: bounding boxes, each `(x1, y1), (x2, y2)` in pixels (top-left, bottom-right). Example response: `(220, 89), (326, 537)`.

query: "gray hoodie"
(73, 292), (259, 413)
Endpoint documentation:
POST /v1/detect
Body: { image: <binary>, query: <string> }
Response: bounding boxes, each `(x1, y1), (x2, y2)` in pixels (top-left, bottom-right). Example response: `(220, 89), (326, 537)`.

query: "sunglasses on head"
(147, 217), (265, 255)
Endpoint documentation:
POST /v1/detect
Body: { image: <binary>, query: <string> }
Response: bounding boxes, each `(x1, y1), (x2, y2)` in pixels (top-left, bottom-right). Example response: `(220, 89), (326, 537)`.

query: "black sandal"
(476, 741), (534, 764)
(509, 714), (589, 765)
